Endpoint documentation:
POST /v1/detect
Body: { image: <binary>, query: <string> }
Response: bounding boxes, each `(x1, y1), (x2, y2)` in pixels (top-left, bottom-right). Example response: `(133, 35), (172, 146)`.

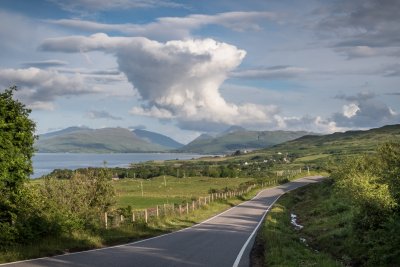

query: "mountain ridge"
(35, 127), (182, 153)
(178, 129), (313, 154)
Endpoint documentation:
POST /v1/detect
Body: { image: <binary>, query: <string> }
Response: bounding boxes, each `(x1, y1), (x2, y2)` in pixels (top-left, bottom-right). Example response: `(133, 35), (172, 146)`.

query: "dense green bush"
(40, 169), (116, 231)
(333, 142), (400, 266)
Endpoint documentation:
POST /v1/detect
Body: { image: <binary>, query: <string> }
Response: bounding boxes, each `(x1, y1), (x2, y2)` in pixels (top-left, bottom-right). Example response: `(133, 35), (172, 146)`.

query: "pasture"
(114, 176), (254, 208)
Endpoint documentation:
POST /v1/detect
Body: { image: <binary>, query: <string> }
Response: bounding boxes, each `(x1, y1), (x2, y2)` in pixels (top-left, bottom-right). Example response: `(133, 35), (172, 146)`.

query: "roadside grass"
(0, 182), (259, 264)
(253, 178), (354, 267)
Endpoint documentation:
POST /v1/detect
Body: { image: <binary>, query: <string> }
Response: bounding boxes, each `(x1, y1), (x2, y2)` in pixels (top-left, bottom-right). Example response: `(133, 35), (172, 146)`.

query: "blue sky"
(0, 0), (399, 143)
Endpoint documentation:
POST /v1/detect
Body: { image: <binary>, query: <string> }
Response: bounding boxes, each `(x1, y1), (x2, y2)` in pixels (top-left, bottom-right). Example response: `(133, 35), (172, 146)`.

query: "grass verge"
(252, 179), (351, 266)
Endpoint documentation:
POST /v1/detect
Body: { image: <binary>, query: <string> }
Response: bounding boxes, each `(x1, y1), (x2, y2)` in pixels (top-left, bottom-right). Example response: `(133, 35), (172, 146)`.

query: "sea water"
(32, 153), (207, 178)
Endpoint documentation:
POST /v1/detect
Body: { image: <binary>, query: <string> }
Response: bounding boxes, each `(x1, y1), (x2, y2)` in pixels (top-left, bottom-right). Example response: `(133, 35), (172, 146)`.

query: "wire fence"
(102, 172), (300, 229)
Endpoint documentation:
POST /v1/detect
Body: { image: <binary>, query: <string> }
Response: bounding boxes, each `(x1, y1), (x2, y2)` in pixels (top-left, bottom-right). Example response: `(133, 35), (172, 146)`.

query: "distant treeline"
(44, 160), (296, 180)
(43, 152), (319, 180)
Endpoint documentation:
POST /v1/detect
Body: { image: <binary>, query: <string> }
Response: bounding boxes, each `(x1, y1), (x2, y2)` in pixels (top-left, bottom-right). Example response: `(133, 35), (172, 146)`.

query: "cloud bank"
(0, 67), (98, 110)
(315, 0), (400, 58)
(332, 92), (399, 128)
(50, 0), (184, 12)
(87, 110), (122, 120)
(47, 11), (278, 40)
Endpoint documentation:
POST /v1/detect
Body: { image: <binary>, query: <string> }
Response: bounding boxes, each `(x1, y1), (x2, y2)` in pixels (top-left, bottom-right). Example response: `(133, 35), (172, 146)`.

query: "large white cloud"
(40, 33), (283, 130)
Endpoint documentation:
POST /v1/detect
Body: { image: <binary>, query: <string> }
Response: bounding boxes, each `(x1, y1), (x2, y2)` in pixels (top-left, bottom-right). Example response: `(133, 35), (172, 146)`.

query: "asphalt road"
(3, 176), (325, 267)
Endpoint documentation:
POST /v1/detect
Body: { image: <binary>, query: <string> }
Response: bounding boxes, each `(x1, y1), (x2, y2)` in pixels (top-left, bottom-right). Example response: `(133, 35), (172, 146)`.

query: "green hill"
(231, 124), (400, 165)
(270, 124), (400, 156)
(35, 127), (174, 153)
(179, 129), (311, 154)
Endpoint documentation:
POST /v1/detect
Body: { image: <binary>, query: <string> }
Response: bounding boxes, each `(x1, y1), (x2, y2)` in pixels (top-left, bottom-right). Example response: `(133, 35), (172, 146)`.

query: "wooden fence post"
(156, 205), (159, 218)
(144, 209), (148, 223)
(192, 201), (195, 211)
(179, 205), (182, 216)
(132, 211), (135, 222)
(104, 212), (108, 229)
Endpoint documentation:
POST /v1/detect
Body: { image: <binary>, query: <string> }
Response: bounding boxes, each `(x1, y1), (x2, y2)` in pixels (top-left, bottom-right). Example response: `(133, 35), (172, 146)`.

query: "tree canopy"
(0, 86), (36, 224)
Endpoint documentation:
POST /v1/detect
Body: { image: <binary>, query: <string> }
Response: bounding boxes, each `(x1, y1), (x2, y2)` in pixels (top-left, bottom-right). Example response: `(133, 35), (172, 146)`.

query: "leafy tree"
(0, 86), (36, 226)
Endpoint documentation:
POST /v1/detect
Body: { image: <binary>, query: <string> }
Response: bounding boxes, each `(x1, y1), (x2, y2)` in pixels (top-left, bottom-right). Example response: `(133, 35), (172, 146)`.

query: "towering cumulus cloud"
(41, 33), (279, 130)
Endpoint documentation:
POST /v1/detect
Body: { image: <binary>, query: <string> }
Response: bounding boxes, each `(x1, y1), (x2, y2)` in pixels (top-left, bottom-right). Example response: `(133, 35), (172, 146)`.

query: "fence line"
(102, 176), (294, 228)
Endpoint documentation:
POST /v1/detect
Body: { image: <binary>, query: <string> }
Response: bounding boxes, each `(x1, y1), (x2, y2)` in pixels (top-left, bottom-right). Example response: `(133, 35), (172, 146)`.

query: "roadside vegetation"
(0, 188), (259, 263)
(255, 142), (400, 266)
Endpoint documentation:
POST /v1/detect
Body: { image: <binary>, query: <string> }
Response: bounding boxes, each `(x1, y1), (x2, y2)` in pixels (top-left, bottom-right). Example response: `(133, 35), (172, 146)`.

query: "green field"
(114, 176), (254, 208)
(294, 154), (330, 162)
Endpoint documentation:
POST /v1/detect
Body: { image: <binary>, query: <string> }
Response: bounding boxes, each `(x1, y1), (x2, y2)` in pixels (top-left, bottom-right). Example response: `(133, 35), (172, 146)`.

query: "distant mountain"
(132, 129), (183, 149)
(35, 127), (182, 153)
(178, 128), (312, 154)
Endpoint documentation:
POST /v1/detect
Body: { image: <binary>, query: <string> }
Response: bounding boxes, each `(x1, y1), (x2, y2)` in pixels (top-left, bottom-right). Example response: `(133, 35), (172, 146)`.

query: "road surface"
(3, 176), (325, 267)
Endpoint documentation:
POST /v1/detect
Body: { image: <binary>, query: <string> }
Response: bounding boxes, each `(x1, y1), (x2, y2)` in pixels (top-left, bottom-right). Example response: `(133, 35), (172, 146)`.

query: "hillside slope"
(133, 129), (183, 149)
(269, 124), (400, 156)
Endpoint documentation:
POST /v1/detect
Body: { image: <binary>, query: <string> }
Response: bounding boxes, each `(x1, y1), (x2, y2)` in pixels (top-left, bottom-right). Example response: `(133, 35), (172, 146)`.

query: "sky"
(0, 0), (399, 144)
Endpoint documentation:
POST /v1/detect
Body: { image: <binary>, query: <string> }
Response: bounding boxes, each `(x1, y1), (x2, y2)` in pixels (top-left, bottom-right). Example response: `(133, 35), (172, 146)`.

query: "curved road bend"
(3, 176), (325, 267)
